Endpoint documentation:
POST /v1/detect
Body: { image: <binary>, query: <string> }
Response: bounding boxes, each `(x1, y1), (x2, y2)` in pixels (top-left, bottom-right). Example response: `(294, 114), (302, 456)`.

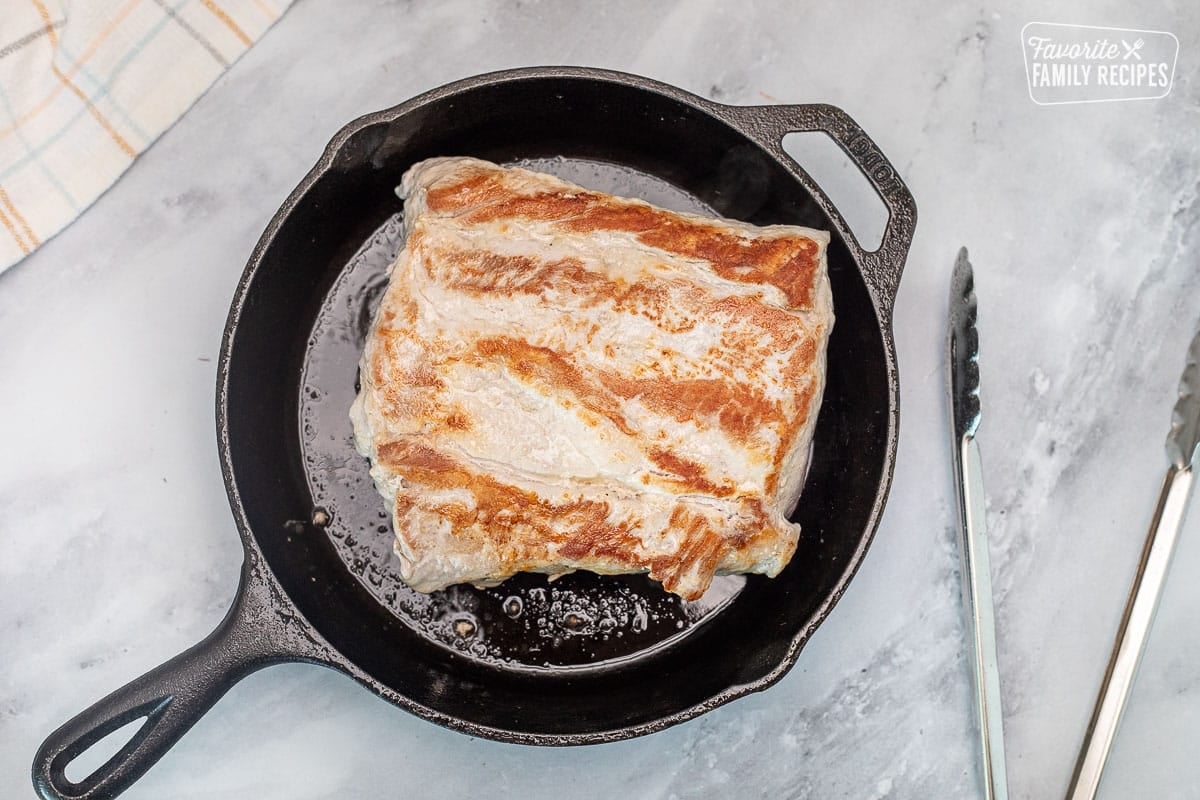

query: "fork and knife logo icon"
(1121, 38), (1145, 60)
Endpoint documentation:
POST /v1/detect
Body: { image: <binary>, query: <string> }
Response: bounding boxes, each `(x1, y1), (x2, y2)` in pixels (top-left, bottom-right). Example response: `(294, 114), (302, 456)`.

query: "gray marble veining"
(2, 1), (1198, 798)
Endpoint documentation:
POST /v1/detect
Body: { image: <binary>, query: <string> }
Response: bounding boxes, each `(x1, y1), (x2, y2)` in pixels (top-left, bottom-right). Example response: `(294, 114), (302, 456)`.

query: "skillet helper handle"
(32, 562), (299, 800)
(719, 101), (917, 319)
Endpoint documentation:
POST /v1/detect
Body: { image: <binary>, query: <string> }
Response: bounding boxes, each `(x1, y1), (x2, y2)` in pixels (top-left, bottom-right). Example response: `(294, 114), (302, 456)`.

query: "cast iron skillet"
(34, 66), (915, 800)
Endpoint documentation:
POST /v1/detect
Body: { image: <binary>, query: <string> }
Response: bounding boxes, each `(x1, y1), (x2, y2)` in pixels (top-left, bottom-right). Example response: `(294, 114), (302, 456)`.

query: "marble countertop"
(3, 1), (1198, 798)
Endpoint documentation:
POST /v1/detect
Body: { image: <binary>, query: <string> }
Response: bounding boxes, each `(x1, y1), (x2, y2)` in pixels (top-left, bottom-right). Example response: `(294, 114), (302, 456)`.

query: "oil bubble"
(631, 605), (649, 633)
(451, 615), (478, 639)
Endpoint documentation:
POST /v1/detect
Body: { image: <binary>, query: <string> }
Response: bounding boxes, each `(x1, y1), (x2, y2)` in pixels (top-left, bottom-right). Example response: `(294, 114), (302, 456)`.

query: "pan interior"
(224, 73), (894, 737)
(299, 158), (749, 671)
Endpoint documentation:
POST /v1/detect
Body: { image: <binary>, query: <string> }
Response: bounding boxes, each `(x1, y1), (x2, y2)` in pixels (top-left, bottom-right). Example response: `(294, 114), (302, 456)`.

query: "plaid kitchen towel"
(0, 0), (294, 273)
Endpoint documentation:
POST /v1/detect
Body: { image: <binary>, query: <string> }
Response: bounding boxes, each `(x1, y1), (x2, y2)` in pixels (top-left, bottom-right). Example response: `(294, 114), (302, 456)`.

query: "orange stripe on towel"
(0, 204), (31, 255)
(28, 0), (60, 46)
(200, 0), (253, 47)
(0, 185), (41, 248)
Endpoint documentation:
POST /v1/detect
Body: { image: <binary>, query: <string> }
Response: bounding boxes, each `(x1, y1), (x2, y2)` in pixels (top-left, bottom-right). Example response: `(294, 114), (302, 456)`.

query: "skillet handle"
(717, 102), (917, 320)
(32, 560), (320, 800)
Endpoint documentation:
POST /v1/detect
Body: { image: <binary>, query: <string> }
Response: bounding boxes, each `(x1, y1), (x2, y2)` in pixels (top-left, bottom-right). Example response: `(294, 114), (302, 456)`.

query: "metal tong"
(948, 247), (1009, 800)
(1065, 323), (1200, 800)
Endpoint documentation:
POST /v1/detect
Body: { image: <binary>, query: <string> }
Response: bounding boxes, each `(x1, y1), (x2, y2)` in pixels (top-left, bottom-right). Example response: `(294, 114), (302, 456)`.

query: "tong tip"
(1166, 324), (1200, 469)
(949, 248), (981, 439)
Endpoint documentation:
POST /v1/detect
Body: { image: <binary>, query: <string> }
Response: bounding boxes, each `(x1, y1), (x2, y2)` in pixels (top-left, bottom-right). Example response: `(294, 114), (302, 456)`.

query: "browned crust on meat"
(473, 336), (638, 437)
(647, 447), (734, 498)
(424, 166), (821, 308)
(379, 440), (775, 598)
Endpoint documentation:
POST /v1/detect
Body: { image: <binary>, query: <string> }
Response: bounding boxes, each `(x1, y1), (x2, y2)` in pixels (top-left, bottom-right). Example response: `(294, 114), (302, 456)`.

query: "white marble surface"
(3, 1), (1199, 798)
